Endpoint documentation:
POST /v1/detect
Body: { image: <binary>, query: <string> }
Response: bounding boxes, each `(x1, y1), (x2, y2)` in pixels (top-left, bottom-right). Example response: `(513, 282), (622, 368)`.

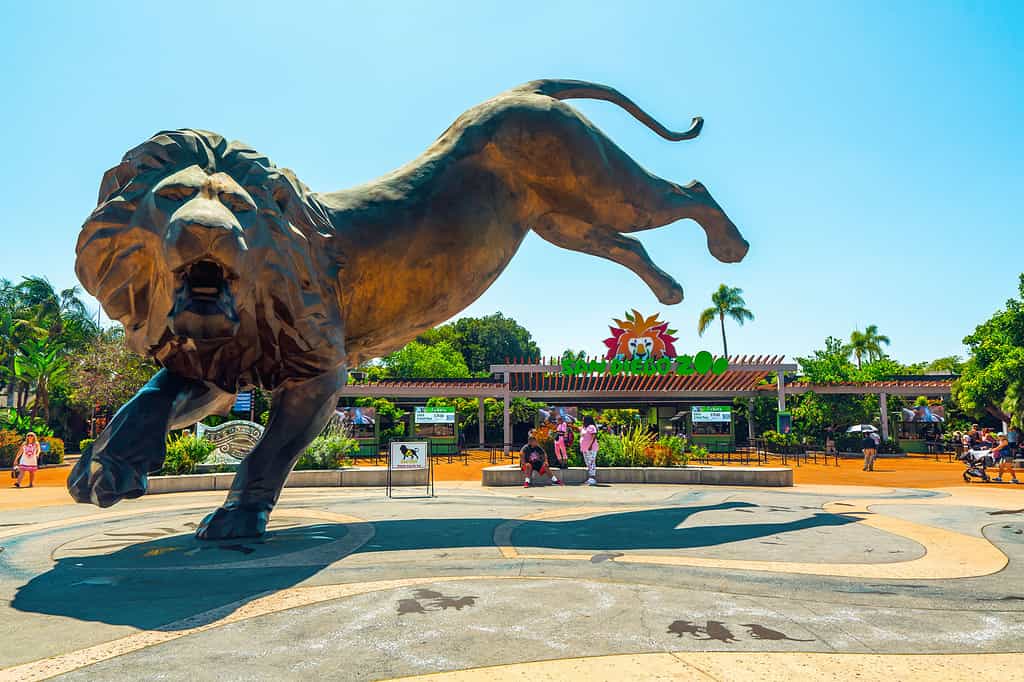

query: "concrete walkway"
(1, 483), (1023, 680)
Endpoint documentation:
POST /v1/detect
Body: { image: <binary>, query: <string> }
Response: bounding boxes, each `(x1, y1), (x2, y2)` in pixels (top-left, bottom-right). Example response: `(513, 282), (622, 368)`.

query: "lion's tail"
(515, 79), (703, 141)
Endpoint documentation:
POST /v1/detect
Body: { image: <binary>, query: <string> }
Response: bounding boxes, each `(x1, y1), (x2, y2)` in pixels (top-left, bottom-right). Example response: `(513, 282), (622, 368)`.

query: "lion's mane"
(76, 129), (346, 390)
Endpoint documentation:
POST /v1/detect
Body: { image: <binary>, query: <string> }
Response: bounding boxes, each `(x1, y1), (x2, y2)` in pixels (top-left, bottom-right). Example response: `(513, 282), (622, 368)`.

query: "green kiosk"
(413, 406), (459, 460)
(688, 405), (735, 452)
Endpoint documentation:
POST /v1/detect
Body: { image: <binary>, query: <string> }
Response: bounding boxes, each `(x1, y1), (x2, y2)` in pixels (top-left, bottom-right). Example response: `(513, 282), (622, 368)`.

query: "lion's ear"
(97, 161), (138, 205)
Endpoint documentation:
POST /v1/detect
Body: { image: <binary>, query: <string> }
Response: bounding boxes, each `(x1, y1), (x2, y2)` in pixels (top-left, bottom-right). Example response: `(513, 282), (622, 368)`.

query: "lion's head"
(76, 130), (344, 389)
(603, 310), (678, 361)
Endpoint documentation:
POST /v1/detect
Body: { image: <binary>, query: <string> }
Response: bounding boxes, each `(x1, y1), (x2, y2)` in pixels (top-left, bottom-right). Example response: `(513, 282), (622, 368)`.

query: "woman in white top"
(13, 432), (41, 488)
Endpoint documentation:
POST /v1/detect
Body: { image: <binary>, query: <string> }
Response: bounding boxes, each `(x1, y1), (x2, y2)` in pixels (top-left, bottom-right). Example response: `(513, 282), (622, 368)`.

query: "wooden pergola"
(338, 360), (957, 451)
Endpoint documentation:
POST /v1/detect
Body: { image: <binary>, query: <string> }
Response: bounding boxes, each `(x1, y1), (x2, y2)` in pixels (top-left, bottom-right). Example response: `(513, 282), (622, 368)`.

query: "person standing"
(580, 415), (599, 485)
(520, 435), (561, 488)
(553, 417), (569, 468)
(1008, 425), (1021, 458)
(861, 431), (878, 472)
(13, 432), (41, 488)
(991, 435), (1020, 484)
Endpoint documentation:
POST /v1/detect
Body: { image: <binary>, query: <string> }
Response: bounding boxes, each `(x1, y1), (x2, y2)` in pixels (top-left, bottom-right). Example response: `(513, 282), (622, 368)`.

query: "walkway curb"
(482, 465), (793, 487)
(146, 467), (426, 494)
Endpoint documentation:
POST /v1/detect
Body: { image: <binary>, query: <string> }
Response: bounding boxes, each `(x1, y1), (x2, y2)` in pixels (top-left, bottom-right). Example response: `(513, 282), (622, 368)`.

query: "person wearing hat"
(13, 432), (41, 488)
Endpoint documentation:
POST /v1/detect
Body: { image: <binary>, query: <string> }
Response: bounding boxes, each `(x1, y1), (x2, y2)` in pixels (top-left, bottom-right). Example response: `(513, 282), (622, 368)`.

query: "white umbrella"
(846, 424), (878, 433)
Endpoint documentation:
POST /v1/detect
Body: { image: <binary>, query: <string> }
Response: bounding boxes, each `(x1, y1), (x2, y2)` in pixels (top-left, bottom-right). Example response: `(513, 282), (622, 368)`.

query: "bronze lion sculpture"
(69, 79), (748, 539)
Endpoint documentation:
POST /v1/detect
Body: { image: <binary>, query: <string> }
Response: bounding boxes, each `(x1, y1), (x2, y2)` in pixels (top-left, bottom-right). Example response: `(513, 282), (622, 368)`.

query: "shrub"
(762, 429), (800, 452)
(2, 412), (54, 437)
(79, 438), (96, 453)
(295, 433), (358, 470)
(40, 437), (64, 465)
(160, 434), (215, 475)
(0, 430), (23, 468)
(595, 431), (625, 467)
(620, 425), (657, 466)
(649, 434), (690, 467)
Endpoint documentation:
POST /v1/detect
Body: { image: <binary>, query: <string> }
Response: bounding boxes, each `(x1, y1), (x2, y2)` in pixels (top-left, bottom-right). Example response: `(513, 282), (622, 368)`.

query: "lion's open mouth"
(169, 259), (240, 340)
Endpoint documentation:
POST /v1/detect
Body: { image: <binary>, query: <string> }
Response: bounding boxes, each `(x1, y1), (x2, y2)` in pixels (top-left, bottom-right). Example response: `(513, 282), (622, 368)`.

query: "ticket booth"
(688, 405), (735, 452)
(412, 406), (458, 459)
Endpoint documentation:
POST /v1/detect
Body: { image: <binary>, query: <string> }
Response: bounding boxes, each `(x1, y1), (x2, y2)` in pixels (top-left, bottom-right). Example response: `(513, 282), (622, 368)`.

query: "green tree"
(419, 313), (541, 374)
(924, 355), (964, 374)
(382, 341), (470, 378)
(67, 329), (158, 424)
(697, 284), (753, 358)
(847, 325), (891, 369)
(953, 274), (1024, 424)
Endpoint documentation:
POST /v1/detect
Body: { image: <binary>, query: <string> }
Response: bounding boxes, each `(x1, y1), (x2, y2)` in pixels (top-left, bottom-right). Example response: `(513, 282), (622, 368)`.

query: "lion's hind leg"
(532, 214), (684, 304)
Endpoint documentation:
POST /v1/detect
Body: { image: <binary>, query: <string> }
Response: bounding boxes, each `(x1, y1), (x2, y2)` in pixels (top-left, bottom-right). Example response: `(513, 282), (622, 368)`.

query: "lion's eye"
(156, 184), (198, 202)
(220, 192), (255, 214)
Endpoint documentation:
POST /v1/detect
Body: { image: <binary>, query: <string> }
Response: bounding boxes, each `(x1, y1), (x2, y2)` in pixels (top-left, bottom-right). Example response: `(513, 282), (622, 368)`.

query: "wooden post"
(503, 388), (511, 458)
(777, 372), (786, 412)
(478, 397), (485, 446)
(747, 398), (756, 442)
(880, 392), (889, 443)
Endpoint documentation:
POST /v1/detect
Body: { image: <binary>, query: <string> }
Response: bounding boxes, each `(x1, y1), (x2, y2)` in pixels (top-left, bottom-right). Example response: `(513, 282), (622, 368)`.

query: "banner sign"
(198, 420), (264, 461)
(539, 406), (578, 423)
(603, 310), (678, 360)
(691, 406), (732, 423)
(562, 351), (728, 377)
(390, 441), (428, 469)
(232, 391), (252, 413)
(337, 406), (376, 425)
(415, 406), (456, 424)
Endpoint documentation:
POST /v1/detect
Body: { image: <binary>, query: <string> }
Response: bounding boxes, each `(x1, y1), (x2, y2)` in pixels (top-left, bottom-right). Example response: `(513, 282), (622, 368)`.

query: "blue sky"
(1, 1), (1020, 364)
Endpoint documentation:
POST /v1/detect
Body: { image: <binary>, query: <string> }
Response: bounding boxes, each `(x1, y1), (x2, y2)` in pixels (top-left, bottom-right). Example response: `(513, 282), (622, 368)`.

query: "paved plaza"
(2, 482), (1024, 680)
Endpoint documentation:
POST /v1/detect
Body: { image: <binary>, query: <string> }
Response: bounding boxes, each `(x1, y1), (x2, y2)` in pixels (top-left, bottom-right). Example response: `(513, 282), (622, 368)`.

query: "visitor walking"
(992, 435), (1020, 484)
(553, 417), (569, 468)
(12, 432), (40, 488)
(1008, 425), (1021, 458)
(520, 435), (561, 488)
(861, 431), (878, 472)
(581, 415), (599, 485)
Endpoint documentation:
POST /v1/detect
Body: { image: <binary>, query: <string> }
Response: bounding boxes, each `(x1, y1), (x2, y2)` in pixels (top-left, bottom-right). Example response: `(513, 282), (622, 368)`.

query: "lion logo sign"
(68, 79), (749, 540)
(604, 310), (679, 361)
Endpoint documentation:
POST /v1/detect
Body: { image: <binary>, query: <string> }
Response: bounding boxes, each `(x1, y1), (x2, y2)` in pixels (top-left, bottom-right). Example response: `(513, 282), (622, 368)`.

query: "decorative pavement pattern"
(1, 483), (1023, 681)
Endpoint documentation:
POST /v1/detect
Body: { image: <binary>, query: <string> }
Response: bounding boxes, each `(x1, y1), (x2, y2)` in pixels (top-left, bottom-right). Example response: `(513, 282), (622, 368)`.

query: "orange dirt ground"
(7, 452), (1013, 491)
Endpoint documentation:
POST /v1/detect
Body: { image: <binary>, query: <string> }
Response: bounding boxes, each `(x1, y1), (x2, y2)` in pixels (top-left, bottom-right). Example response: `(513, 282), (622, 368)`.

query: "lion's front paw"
(67, 446), (148, 508)
(195, 505), (269, 540)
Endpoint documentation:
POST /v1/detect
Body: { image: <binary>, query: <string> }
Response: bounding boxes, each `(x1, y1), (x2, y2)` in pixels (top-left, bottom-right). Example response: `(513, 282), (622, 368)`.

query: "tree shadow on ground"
(11, 502), (857, 630)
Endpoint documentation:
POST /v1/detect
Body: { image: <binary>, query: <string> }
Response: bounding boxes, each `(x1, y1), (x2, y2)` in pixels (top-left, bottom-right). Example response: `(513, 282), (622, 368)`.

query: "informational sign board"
(777, 411), (793, 434)
(386, 440), (434, 498)
(691, 406), (732, 423)
(198, 420), (264, 462)
(414, 406), (456, 424)
(389, 441), (428, 469)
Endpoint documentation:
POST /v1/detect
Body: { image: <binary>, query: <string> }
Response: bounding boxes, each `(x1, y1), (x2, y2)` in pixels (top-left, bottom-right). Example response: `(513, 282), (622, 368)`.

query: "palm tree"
(14, 338), (68, 420)
(697, 284), (754, 358)
(848, 325), (891, 369)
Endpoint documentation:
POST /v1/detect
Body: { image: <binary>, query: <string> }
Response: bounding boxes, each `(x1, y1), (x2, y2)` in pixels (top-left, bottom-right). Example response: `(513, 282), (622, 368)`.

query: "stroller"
(957, 448), (994, 483)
